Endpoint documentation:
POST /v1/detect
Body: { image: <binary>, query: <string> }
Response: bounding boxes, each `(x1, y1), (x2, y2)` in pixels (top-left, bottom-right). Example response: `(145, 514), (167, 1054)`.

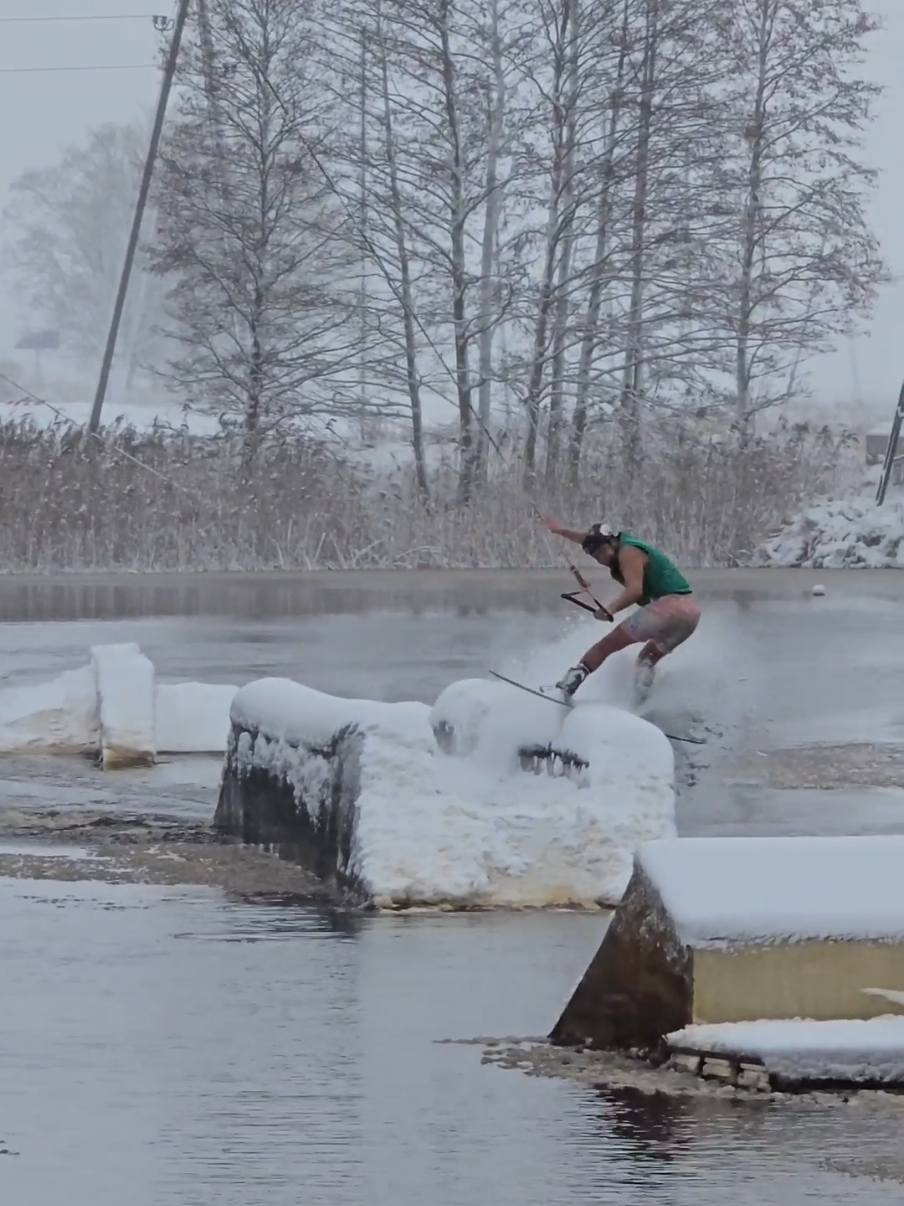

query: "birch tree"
(325, 0), (531, 501)
(710, 0), (884, 437)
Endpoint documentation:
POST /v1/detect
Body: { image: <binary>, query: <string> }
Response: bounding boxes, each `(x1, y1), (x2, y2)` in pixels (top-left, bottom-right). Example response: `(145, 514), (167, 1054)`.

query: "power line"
(0, 63), (157, 75)
(0, 12), (159, 22)
(0, 372), (190, 494)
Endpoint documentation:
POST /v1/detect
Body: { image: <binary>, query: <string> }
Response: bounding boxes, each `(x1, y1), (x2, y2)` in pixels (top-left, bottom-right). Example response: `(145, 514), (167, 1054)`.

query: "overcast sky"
(0, 0), (902, 416)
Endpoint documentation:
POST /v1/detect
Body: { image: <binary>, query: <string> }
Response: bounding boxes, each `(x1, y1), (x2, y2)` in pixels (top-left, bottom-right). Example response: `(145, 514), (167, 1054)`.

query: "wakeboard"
(489, 669), (571, 707)
(488, 669), (706, 744)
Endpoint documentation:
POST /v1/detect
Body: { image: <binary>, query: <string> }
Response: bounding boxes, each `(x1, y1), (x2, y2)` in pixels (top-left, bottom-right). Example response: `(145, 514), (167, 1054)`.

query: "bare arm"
(607, 546), (646, 614)
(539, 516), (586, 545)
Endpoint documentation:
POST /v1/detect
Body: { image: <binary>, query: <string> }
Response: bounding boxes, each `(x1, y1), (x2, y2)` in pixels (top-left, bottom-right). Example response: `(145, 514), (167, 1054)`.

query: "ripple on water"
(0, 877), (900, 1205)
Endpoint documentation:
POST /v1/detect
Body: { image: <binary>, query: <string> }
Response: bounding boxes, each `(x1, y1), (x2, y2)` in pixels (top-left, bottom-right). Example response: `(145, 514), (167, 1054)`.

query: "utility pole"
(88, 0), (192, 434)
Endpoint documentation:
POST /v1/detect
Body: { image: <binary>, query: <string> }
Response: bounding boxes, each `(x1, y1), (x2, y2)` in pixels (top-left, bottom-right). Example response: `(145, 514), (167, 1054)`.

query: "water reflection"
(601, 1087), (691, 1164)
(0, 575), (563, 623)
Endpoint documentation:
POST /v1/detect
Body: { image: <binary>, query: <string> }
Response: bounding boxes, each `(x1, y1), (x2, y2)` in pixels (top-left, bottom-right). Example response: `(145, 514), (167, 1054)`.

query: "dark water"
(1, 877), (901, 1206)
(1, 570), (904, 1203)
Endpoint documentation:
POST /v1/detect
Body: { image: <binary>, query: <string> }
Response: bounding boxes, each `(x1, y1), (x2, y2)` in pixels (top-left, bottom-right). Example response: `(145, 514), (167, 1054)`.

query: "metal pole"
(88, 0), (192, 434)
(876, 377), (904, 506)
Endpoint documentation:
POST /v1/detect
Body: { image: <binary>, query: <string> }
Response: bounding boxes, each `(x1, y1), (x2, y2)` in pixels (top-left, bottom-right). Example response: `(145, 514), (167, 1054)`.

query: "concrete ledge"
(91, 643), (156, 768)
(552, 836), (904, 1050)
(550, 866), (690, 1048)
(667, 1018), (904, 1089)
(215, 721), (362, 894)
(213, 677), (676, 909)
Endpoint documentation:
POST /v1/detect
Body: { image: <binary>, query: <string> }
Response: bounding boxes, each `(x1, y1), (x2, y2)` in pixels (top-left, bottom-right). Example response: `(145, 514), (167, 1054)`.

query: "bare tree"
(709, 0), (885, 438)
(152, 0), (364, 469)
(473, 0), (508, 483)
(325, 0), (533, 502)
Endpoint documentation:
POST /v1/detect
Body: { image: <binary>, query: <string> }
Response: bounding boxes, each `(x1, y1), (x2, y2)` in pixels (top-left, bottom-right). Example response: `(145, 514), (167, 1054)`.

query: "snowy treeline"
(2, 0), (883, 508)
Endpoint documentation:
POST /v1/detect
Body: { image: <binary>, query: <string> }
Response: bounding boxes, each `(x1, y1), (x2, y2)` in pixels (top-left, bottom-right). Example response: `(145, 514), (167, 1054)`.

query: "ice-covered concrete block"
(91, 643), (156, 768)
(553, 835), (904, 1051)
(216, 676), (676, 910)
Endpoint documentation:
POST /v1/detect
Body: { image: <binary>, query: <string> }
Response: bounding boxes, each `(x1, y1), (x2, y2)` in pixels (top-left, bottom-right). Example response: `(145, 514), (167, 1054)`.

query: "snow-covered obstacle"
(552, 836), (904, 1051)
(214, 676), (676, 910)
(0, 644), (238, 764)
(91, 643), (156, 768)
(666, 1017), (904, 1089)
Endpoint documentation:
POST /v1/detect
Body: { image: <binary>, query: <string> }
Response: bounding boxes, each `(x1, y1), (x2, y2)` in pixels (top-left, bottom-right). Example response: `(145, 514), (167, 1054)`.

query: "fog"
(0, 0), (902, 418)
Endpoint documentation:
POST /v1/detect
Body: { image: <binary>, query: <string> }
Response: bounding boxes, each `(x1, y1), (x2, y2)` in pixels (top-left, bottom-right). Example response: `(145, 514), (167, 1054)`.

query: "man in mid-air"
(540, 518), (700, 701)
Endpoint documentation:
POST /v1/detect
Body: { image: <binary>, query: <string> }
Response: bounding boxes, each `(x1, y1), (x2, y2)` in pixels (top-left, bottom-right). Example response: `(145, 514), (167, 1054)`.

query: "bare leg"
(637, 639), (666, 667)
(580, 625), (637, 673)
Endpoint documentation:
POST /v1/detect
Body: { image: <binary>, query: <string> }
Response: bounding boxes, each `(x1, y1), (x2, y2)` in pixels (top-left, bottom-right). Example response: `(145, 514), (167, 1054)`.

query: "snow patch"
(231, 677), (431, 746)
(668, 1017), (904, 1085)
(224, 676), (676, 909)
(638, 836), (904, 946)
(754, 494), (904, 568)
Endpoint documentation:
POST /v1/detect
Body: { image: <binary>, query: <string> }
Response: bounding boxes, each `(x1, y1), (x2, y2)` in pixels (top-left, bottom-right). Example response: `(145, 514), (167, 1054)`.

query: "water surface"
(1, 877), (900, 1206)
(1, 569), (904, 1204)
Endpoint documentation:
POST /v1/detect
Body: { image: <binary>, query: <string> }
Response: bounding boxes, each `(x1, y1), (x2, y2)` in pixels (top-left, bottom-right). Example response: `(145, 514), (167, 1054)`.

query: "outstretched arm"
(539, 516), (586, 545)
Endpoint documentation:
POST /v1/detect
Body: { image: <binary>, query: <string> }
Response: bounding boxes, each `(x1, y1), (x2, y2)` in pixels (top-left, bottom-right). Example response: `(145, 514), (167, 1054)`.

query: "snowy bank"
(0, 644), (237, 763)
(214, 676), (676, 910)
(754, 494), (904, 568)
(553, 836), (904, 1052)
(667, 1017), (904, 1087)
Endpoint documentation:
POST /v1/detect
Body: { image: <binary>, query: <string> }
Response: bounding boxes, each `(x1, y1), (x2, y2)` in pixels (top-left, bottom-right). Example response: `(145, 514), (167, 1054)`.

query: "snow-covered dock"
(667, 1017), (904, 1089)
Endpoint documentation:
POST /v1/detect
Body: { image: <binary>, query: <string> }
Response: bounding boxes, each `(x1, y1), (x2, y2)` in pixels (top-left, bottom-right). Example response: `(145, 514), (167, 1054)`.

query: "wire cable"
(0, 63), (158, 74)
(0, 371), (190, 492)
(0, 12), (159, 22)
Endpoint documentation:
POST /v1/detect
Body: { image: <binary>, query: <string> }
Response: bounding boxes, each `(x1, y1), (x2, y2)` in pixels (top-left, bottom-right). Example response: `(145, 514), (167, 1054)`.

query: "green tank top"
(618, 534), (692, 606)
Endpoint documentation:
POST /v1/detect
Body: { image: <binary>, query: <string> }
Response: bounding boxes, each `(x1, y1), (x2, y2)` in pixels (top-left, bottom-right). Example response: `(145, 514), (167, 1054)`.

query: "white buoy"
(812, 584), (826, 597)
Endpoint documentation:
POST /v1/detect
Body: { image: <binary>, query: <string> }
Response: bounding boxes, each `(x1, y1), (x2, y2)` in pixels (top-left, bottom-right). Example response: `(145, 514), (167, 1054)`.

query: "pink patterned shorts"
(619, 594), (701, 654)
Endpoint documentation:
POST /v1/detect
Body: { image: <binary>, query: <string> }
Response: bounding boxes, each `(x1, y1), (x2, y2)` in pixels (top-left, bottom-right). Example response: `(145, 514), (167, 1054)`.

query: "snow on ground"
(754, 494), (904, 568)
(668, 1017), (904, 1085)
(227, 675), (676, 909)
(639, 836), (904, 946)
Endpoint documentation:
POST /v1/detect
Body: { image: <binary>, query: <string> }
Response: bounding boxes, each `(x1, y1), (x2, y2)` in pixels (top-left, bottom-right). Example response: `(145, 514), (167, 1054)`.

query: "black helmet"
(581, 523), (616, 555)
